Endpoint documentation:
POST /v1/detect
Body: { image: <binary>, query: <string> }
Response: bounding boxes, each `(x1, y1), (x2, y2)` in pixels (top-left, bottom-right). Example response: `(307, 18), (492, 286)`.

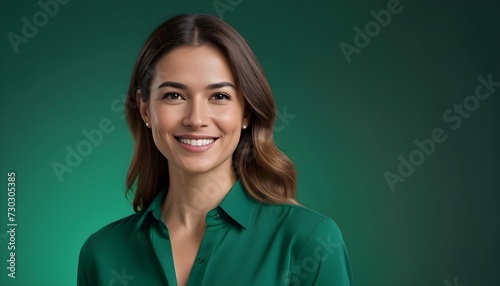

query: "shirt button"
(214, 213), (220, 220)
(197, 258), (205, 264)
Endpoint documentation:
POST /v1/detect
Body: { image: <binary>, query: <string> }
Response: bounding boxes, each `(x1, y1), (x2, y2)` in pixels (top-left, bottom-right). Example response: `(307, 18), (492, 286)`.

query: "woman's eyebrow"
(157, 81), (187, 89)
(157, 81), (236, 90)
(207, 82), (236, 89)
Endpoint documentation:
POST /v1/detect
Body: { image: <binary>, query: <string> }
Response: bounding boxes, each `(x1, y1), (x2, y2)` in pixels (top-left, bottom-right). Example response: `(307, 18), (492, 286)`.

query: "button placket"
(188, 211), (225, 285)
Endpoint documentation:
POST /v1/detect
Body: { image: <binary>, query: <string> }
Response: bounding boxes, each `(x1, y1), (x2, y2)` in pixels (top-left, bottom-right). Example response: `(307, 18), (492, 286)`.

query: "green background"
(1, 0), (499, 285)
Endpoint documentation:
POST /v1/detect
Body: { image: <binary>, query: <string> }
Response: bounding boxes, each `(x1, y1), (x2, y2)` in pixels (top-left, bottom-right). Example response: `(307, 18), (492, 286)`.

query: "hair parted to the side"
(125, 14), (298, 212)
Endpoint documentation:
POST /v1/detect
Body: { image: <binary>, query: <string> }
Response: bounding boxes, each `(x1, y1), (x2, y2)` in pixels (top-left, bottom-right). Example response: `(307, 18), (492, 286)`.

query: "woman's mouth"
(175, 137), (218, 147)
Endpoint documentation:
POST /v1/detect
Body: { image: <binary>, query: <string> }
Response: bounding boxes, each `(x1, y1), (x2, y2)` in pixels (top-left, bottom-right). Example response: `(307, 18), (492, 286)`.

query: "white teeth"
(178, 138), (215, 146)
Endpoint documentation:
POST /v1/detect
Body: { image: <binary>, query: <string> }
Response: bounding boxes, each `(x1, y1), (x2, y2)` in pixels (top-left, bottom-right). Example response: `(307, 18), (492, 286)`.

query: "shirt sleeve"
(77, 237), (96, 286)
(290, 217), (353, 286)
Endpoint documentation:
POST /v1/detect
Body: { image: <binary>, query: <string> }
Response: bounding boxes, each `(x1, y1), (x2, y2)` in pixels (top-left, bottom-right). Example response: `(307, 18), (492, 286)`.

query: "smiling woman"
(138, 44), (248, 178)
(77, 14), (352, 286)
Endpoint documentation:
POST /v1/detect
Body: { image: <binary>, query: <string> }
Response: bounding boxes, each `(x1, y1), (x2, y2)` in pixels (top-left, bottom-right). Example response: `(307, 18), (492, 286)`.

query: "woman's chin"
(176, 161), (217, 175)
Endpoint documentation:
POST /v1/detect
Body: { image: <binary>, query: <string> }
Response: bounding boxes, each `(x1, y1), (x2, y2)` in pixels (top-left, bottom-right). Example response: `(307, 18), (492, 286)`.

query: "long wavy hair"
(125, 14), (298, 212)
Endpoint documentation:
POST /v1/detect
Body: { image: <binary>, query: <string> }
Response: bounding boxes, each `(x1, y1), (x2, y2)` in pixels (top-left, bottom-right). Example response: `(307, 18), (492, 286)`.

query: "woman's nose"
(182, 98), (209, 129)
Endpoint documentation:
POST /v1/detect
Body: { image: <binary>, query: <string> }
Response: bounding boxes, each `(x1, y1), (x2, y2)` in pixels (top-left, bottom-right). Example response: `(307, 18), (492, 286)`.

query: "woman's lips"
(176, 137), (217, 146)
(175, 137), (219, 153)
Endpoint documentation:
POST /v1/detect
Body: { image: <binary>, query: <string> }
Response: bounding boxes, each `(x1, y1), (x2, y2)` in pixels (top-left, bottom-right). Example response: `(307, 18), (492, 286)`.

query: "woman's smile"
(175, 136), (220, 153)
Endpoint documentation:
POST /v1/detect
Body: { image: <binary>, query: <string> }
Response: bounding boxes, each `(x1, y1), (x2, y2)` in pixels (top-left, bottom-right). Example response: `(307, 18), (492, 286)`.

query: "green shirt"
(77, 179), (352, 285)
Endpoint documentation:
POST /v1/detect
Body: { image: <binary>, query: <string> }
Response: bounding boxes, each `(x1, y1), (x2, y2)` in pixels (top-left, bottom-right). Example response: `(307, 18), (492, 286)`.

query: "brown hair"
(125, 14), (298, 212)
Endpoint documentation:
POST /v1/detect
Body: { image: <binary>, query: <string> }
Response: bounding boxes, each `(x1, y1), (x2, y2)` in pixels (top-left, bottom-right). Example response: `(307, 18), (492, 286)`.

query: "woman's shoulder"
(81, 211), (144, 251)
(259, 202), (345, 240)
(263, 204), (352, 285)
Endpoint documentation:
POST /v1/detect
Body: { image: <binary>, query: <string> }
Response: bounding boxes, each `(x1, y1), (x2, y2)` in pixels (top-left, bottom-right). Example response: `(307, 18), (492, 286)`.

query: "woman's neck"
(161, 161), (237, 229)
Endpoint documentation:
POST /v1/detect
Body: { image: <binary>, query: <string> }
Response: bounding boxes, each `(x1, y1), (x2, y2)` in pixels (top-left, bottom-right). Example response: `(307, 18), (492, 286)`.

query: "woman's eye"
(211, 93), (230, 100)
(163, 93), (183, 100)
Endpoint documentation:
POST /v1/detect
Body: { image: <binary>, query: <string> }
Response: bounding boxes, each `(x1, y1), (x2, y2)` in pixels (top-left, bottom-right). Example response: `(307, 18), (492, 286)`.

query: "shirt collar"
(134, 178), (257, 231)
(218, 178), (257, 230)
(134, 185), (167, 231)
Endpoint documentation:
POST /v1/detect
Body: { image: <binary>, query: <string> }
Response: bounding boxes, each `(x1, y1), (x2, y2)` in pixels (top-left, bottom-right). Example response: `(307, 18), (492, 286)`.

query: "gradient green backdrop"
(1, 0), (499, 285)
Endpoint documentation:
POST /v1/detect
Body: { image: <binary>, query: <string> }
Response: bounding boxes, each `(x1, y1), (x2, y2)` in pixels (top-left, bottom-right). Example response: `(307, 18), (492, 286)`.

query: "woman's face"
(138, 44), (249, 175)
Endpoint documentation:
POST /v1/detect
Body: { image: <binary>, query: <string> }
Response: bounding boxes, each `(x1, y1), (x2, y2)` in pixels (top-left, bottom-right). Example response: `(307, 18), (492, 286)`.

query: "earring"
(242, 125), (247, 129)
(146, 122), (149, 127)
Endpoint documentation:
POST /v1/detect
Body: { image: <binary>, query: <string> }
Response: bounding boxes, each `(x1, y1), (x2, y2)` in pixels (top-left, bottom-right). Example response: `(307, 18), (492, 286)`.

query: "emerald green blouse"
(77, 179), (352, 285)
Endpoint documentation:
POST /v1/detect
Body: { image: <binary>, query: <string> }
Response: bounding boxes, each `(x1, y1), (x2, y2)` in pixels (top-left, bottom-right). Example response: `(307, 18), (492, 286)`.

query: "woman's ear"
(242, 110), (251, 129)
(136, 89), (150, 126)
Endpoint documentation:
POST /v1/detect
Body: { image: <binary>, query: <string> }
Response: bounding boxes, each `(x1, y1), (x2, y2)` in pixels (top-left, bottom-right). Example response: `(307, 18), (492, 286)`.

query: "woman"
(77, 14), (352, 286)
